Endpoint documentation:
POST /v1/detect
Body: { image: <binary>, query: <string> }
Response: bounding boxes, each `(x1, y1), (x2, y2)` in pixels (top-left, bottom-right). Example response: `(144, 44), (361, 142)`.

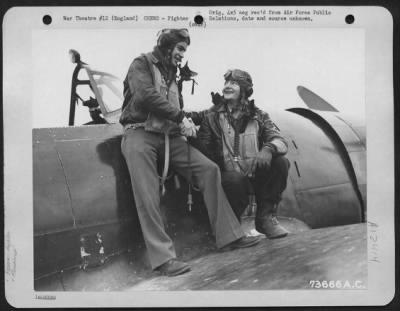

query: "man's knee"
(192, 158), (222, 190)
(255, 156), (289, 178)
(202, 158), (220, 176)
(272, 156), (290, 175)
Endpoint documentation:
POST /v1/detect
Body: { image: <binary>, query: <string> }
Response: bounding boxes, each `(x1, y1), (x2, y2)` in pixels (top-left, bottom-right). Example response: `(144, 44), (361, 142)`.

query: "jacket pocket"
(240, 133), (259, 159)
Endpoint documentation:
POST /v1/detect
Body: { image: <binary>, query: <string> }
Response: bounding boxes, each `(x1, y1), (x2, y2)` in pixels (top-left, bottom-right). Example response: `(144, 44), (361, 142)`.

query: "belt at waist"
(124, 123), (183, 137)
(123, 123), (146, 131)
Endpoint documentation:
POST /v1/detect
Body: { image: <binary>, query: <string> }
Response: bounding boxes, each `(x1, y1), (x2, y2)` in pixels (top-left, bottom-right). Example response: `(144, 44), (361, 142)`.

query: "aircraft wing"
(35, 222), (367, 291)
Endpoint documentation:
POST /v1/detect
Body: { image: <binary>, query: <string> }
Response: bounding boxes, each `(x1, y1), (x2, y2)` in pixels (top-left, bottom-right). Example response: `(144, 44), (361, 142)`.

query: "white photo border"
(3, 6), (394, 307)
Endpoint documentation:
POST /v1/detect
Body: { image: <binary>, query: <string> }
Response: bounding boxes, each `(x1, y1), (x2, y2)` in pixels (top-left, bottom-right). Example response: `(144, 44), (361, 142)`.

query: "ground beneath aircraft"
(35, 221), (367, 291)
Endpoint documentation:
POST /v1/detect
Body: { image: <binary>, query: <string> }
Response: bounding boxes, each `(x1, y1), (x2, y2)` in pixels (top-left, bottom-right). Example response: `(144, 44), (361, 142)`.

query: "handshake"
(179, 116), (198, 137)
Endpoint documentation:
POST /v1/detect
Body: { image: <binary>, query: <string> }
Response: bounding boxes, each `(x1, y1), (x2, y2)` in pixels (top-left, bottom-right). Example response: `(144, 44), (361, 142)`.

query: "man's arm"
(258, 110), (288, 156)
(190, 115), (216, 161)
(184, 109), (211, 126)
(126, 57), (184, 122)
(183, 92), (222, 125)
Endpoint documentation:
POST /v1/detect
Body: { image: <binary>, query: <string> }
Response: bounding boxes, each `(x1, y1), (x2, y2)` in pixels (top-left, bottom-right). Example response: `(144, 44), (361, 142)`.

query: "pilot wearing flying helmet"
(196, 69), (290, 239)
(120, 30), (261, 277)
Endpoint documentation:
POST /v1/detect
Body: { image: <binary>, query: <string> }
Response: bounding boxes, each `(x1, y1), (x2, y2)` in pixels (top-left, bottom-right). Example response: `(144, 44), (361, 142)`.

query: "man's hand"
(251, 147), (273, 174)
(179, 117), (197, 137)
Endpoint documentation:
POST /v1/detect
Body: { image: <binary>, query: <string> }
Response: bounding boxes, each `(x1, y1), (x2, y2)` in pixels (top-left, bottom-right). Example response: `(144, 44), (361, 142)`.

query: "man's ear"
(240, 92), (248, 104)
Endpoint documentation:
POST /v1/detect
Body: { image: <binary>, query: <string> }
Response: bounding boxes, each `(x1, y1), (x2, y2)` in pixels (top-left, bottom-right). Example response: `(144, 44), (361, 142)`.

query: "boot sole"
(265, 232), (289, 239)
(220, 236), (262, 252)
(159, 265), (191, 277)
(255, 225), (289, 240)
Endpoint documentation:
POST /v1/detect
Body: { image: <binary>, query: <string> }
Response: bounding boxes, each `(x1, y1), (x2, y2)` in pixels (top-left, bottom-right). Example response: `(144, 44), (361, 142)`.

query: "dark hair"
(157, 29), (190, 54)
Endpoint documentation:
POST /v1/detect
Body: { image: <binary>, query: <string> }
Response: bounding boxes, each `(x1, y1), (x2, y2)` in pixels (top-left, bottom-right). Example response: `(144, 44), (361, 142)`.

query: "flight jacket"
(119, 51), (185, 127)
(193, 101), (288, 171)
(120, 50), (207, 129)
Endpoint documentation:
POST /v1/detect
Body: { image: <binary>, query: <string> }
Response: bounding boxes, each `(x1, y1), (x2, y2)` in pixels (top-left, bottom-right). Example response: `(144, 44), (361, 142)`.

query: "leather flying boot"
(154, 259), (191, 277)
(255, 202), (289, 239)
(220, 235), (262, 252)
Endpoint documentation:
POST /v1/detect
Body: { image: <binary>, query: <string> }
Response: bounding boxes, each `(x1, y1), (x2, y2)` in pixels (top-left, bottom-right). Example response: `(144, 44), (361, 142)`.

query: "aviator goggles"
(224, 69), (253, 86)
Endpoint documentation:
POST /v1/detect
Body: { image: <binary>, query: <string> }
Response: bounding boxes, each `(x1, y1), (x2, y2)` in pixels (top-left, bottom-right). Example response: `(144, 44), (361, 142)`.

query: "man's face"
(223, 80), (241, 101)
(170, 42), (188, 66)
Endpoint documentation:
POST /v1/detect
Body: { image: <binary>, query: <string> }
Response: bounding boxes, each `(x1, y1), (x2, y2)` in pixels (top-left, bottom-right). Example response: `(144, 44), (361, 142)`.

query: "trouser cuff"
(216, 227), (245, 249)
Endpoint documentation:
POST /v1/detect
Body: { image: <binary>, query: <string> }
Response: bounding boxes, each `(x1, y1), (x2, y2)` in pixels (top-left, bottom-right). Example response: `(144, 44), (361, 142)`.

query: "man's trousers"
(121, 128), (244, 269)
(221, 156), (290, 220)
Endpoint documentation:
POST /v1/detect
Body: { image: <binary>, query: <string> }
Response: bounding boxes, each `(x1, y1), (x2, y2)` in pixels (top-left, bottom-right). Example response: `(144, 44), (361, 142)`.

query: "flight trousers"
(221, 156), (290, 220)
(121, 128), (244, 269)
